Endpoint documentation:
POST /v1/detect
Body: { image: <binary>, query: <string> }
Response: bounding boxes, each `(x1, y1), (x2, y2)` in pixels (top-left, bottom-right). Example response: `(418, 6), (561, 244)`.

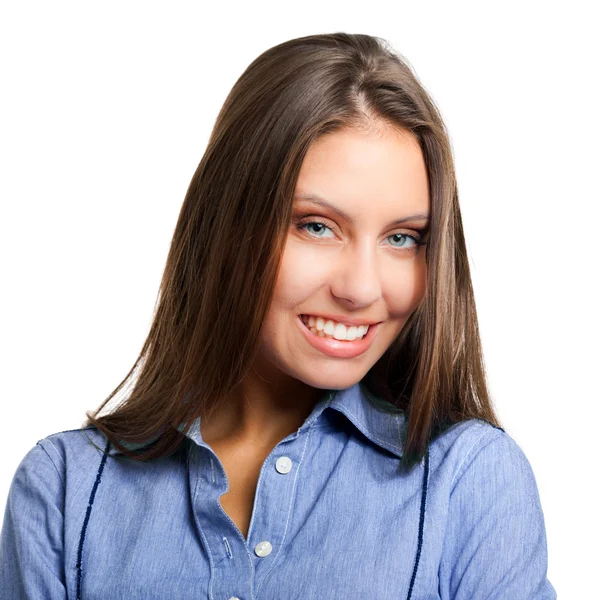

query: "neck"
(200, 363), (326, 450)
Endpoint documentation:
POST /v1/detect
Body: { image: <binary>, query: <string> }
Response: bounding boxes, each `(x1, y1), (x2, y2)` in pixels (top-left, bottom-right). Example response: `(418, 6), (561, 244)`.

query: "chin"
(292, 365), (367, 391)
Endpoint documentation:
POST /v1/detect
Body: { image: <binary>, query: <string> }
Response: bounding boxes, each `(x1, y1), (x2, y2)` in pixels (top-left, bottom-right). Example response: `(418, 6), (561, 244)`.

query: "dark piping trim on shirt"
(407, 444), (430, 599)
(76, 438), (111, 600)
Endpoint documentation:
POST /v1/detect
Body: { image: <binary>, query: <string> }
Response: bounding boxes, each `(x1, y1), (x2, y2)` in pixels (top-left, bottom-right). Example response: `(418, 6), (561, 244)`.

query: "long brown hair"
(84, 32), (502, 468)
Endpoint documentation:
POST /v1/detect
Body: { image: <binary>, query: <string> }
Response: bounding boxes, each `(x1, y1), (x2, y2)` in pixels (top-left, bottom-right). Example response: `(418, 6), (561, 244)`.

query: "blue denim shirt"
(1, 381), (556, 599)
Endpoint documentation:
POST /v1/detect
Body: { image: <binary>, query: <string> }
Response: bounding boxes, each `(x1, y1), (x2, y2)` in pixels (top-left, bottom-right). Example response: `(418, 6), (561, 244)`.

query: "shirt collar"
(324, 380), (406, 458)
(113, 381), (406, 459)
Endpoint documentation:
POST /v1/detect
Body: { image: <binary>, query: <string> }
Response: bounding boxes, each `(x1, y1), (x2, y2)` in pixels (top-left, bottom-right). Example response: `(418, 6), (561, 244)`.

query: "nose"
(328, 243), (382, 309)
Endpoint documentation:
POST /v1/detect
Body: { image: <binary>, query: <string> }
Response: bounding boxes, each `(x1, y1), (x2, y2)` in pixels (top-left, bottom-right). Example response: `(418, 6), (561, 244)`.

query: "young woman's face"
(255, 125), (430, 392)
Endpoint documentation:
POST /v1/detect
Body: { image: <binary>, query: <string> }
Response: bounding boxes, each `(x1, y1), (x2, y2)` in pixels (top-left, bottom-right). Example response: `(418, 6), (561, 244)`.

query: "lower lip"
(296, 315), (381, 359)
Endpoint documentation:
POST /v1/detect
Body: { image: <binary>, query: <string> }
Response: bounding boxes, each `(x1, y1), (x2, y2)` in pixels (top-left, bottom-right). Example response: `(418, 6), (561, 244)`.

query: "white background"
(1, 1), (598, 595)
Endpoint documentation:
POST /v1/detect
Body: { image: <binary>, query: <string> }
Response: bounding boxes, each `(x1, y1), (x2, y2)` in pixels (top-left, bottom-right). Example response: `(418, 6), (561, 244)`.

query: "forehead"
(295, 127), (430, 215)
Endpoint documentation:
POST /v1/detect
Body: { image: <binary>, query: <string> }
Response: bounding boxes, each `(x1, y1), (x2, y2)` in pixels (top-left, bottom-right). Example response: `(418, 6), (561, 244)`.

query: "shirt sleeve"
(0, 441), (67, 599)
(438, 428), (557, 600)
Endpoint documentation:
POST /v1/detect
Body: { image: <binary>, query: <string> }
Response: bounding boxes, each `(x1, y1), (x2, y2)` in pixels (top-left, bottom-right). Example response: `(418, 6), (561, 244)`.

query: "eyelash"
(294, 218), (428, 252)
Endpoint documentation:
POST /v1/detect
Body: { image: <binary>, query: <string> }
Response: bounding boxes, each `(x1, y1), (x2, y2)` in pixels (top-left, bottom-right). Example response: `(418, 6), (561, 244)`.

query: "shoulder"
(14, 426), (113, 486)
(40, 425), (111, 460)
(431, 421), (555, 598)
(4, 427), (112, 531)
(428, 419), (538, 495)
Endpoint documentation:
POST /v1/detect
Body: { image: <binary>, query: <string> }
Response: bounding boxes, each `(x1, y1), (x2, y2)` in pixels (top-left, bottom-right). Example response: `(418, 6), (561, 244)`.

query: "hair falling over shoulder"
(84, 32), (502, 469)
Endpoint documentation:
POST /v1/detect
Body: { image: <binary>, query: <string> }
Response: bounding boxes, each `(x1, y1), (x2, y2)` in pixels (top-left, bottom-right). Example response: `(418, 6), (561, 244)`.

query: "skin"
(201, 123), (430, 453)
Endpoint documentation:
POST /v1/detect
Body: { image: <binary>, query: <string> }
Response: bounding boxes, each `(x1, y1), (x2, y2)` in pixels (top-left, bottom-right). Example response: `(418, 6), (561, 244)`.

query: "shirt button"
(254, 540), (273, 557)
(228, 597), (241, 600)
(275, 456), (292, 474)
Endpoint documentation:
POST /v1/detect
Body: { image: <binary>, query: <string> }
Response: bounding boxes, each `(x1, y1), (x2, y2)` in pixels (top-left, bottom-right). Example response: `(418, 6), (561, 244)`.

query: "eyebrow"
(294, 194), (430, 227)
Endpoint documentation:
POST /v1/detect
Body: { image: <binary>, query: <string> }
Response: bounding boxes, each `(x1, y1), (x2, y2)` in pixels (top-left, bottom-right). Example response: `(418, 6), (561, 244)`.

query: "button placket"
(250, 429), (317, 599)
(189, 445), (253, 600)
(252, 456), (292, 559)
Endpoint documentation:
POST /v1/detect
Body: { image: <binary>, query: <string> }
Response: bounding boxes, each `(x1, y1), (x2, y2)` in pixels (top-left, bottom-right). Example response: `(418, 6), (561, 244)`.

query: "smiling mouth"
(296, 314), (381, 359)
(299, 314), (370, 341)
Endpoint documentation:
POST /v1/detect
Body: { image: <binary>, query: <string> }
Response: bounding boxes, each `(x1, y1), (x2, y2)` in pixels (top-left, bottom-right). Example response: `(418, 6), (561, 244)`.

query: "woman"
(0, 32), (556, 599)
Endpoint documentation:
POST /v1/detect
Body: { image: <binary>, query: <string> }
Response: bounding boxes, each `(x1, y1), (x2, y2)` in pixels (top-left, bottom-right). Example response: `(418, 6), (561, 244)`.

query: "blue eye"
(388, 233), (417, 248)
(300, 221), (333, 237)
(296, 219), (426, 253)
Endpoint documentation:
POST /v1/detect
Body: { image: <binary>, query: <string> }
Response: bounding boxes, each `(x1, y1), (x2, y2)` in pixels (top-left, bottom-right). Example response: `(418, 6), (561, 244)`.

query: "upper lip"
(300, 313), (381, 327)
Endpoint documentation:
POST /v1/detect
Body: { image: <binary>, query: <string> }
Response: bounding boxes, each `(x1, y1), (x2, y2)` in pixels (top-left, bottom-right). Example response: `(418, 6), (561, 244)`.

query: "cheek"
(384, 258), (427, 315)
(273, 245), (325, 304)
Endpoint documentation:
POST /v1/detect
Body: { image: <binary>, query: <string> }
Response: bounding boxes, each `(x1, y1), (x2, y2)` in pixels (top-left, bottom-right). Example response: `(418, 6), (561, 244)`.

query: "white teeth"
(334, 323), (354, 340)
(301, 315), (370, 341)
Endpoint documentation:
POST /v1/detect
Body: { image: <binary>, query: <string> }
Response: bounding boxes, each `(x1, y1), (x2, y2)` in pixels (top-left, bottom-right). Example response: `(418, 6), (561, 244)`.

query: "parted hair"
(84, 32), (502, 469)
